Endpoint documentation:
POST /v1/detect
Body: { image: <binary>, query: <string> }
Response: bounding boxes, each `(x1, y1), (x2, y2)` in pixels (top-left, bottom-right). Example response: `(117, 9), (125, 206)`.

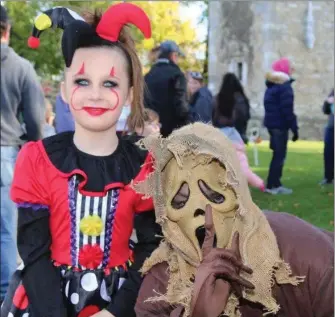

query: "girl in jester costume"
(1, 4), (161, 317)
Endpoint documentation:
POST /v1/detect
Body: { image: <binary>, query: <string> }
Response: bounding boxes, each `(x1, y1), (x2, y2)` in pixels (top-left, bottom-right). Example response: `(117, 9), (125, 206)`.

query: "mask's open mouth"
(196, 225), (217, 248)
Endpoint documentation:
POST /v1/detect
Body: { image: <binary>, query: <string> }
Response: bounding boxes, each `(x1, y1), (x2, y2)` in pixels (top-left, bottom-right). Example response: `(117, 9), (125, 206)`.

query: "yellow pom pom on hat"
(35, 13), (52, 31)
(80, 215), (103, 236)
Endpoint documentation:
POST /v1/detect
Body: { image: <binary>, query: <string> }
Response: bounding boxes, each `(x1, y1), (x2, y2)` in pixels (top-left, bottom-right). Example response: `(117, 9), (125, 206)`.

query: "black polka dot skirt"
(1, 262), (129, 317)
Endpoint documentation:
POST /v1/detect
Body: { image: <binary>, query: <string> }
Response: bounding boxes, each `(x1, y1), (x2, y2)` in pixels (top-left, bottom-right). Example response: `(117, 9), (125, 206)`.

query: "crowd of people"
(0, 3), (333, 317)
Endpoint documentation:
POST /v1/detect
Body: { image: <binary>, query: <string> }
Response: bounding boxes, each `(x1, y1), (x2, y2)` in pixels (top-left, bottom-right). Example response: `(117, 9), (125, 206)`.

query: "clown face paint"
(61, 46), (133, 133)
(162, 154), (238, 259)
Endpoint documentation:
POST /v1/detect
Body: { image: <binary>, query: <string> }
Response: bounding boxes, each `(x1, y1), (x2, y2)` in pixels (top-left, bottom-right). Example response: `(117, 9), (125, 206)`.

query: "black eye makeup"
(103, 80), (118, 88)
(73, 79), (119, 88)
(171, 182), (190, 209)
(74, 78), (89, 86)
(198, 180), (225, 204)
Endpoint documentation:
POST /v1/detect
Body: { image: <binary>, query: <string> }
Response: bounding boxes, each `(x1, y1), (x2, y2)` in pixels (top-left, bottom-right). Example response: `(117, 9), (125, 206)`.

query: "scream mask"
(134, 123), (303, 317)
(162, 155), (238, 261)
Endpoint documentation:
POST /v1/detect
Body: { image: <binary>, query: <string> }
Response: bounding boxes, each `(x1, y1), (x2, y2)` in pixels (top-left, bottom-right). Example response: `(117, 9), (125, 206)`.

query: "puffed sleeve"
(11, 141), (50, 205)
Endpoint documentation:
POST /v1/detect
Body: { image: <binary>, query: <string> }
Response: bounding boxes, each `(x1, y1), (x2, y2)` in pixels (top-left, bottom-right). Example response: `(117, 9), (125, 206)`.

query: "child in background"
(43, 98), (56, 137)
(212, 92), (265, 191)
(127, 108), (160, 137)
(219, 126), (265, 191)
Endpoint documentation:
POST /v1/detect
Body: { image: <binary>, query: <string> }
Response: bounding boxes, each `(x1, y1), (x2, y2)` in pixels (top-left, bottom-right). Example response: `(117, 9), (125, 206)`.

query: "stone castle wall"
(208, 1), (334, 140)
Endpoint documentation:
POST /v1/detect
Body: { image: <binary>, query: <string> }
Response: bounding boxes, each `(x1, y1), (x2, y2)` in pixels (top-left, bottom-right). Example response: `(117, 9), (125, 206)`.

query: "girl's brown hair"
(83, 9), (145, 131)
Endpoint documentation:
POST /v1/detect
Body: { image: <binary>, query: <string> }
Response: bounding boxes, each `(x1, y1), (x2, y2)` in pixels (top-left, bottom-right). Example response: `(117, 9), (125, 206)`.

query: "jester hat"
(28, 4), (151, 67)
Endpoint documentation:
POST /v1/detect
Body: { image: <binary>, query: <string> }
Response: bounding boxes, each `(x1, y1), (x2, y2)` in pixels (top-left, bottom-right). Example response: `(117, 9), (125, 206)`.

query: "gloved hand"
(190, 205), (254, 317)
(292, 130), (299, 142)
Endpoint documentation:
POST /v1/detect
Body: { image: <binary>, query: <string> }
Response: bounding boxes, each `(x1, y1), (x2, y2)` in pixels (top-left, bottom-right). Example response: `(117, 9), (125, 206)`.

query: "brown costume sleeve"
(135, 262), (184, 317)
(312, 266), (334, 317)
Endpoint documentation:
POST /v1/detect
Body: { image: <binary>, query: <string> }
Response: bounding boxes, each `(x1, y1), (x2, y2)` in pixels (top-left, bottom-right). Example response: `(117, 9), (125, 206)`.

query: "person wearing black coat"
(144, 40), (189, 137)
(320, 89), (334, 185)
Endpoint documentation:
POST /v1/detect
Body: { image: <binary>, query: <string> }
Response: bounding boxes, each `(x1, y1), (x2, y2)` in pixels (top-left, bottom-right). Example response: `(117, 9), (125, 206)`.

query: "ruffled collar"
(41, 132), (147, 193)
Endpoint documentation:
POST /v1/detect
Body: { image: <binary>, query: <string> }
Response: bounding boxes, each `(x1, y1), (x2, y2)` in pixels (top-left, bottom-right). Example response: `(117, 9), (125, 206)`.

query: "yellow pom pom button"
(35, 13), (52, 31)
(80, 215), (103, 236)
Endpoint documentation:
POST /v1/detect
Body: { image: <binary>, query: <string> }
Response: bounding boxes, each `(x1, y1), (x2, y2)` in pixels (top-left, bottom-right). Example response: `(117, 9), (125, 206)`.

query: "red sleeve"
(10, 141), (50, 206)
(132, 152), (154, 213)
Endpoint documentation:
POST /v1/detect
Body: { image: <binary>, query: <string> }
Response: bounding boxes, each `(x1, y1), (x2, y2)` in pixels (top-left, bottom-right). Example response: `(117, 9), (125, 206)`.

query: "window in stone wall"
(237, 62), (243, 81)
(229, 60), (248, 86)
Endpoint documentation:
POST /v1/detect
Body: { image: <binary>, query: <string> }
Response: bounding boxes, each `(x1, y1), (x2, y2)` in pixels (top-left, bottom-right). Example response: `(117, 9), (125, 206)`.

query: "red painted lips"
(82, 107), (109, 116)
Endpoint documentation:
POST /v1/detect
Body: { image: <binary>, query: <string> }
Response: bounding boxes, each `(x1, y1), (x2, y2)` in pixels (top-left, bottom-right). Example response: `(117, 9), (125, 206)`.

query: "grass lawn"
(247, 140), (334, 231)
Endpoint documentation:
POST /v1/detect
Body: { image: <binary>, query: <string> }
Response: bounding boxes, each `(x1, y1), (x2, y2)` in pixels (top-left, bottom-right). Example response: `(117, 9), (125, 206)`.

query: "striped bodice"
(68, 176), (120, 269)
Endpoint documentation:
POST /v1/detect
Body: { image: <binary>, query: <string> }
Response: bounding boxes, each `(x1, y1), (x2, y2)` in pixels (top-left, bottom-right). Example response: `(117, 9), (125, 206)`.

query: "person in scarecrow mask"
(134, 122), (334, 317)
(1, 4), (161, 317)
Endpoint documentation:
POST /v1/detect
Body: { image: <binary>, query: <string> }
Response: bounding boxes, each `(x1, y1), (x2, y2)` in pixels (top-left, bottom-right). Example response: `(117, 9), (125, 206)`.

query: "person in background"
(213, 73), (251, 144)
(144, 40), (189, 137)
(186, 71), (213, 123)
(147, 46), (160, 65)
(263, 57), (298, 195)
(54, 92), (75, 133)
(0, 4), (45, 304)
(115, 105), (131, 135)
(43, 98), (56, 138)
(320, 88), (334, 185)
(212, 89), (264, 191)
(127, 108), (160, 138)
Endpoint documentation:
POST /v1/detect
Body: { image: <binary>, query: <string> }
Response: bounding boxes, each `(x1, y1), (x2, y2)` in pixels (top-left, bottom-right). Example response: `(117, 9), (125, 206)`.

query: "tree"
(5, 1), (203, 76)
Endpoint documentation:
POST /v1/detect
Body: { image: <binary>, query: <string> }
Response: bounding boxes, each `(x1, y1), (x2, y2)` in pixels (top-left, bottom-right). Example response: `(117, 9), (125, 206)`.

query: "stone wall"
(208, 1), (334, 140)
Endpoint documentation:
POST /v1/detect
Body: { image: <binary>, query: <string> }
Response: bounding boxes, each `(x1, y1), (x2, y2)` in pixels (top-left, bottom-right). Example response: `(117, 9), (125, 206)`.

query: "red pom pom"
(13, 284), (29, 310)
(78, 244), (103, 269)
(28, 36), (40, 49)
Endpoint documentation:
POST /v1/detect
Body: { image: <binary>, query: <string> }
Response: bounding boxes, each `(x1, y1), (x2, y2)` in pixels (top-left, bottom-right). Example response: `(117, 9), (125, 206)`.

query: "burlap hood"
(133, 123), (304, 317)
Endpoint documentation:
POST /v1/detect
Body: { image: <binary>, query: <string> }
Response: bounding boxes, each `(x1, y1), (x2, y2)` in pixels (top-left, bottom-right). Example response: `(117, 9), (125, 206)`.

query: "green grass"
(247, 141), (334, 231)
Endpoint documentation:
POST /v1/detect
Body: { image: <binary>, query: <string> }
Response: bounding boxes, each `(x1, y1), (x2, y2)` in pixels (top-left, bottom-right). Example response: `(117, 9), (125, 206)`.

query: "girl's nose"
(90, 85), (102, 101)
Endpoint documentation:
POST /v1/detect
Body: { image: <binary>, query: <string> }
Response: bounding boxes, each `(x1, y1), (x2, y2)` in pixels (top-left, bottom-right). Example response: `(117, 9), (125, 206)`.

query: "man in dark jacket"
(263, 58), (298, 195)
(186, 71), (213, 123)
(0, 5), (45, 303)
(144, 40), (189, 137)
(320, 89), (334, 185)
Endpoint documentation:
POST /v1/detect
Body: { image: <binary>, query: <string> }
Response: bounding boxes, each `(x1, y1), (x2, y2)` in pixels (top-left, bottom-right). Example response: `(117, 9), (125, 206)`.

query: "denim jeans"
(0, 146), (19, 301)
(266, 129), (289, 189)
(324, 126), (334, 182)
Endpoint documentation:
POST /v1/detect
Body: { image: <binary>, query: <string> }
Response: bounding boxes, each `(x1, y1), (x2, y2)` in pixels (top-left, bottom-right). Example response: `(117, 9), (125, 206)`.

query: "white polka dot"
(17, 262), (24, 270)
(81, 272), (98, 292)
(23, 314), (29, 317)
(70, 293), (79, 305)
(8, 313), (14, 317)
(118, 277), (126, 289)
(100, 280), (111, 302)
(65, 281), (70, 297)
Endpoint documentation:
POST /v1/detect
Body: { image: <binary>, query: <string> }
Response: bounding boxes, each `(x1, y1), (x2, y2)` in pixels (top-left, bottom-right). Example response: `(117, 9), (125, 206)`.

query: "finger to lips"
(201, 205), (216, 258)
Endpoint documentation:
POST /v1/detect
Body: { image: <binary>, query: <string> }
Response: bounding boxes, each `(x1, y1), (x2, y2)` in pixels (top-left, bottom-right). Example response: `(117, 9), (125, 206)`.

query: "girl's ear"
(60, 81), (68, 103)
(126, 86), (134, 106)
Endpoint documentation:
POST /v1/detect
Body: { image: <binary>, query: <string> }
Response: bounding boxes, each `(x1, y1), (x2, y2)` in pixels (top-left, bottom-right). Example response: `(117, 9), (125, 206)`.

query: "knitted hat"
(272, 57), (291, 75)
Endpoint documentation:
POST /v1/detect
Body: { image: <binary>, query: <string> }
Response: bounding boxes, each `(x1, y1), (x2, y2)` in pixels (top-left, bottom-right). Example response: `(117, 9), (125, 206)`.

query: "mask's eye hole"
(171, 182), (189, 209)
(198, 180), (225, 204)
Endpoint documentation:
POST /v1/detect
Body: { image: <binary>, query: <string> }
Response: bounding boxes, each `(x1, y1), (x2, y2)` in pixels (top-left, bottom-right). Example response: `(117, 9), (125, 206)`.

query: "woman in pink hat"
(263, 57), (299, 195)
